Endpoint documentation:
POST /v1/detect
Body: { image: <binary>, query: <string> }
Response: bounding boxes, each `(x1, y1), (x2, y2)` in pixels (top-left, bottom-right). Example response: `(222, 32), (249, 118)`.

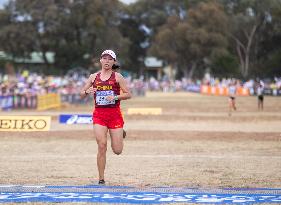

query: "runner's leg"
(228, 98), (232, 116)
(109, 128), (124, 155)
(94, 124), (108, 181)
(232, 99), (236, 110)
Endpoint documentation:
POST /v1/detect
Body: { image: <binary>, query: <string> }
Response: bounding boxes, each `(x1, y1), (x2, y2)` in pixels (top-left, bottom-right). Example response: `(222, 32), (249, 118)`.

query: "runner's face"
(100, 55), (115, 70)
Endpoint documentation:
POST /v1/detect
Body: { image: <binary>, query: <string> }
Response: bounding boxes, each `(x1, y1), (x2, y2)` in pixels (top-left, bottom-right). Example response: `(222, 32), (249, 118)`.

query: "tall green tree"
(124, 0), (192, 76)
(221, 0), (280, 78)
(14, 0), (62, 67)
(0, 0), (130, 73)
(53, 0), (130, 71)
(118, 16), (146, 73)
(253, 1), (281, 77)
(0, 3), (36, 59)
(150, 1), (228, 78)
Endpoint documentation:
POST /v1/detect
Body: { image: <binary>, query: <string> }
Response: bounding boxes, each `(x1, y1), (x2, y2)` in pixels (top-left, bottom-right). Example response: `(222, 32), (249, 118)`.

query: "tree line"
(0, 0), (280, 79)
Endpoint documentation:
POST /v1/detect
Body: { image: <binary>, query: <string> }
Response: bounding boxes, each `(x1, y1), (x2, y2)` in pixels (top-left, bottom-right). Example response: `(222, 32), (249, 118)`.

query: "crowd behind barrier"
(0, 72), (281, 110)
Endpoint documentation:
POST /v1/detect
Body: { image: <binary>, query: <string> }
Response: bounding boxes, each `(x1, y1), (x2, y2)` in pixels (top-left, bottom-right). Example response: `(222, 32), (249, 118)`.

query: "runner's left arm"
(106, 73), (131, 101)
(117, 74), (131, 100)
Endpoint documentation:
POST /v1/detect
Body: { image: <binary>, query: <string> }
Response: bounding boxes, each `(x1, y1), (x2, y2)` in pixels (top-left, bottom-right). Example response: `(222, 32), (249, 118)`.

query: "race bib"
(96, 90), (115, 105)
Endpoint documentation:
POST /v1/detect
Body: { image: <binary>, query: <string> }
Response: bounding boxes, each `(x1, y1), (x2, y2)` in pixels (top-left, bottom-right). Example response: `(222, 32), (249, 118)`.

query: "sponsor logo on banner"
(59, 114), (93, 124)
(0, 116), (51, 131)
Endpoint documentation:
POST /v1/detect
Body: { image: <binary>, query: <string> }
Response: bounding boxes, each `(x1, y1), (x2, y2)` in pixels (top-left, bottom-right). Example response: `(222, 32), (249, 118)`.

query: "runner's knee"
(113, 148), (122, 155)
(98, 142), (107, 154)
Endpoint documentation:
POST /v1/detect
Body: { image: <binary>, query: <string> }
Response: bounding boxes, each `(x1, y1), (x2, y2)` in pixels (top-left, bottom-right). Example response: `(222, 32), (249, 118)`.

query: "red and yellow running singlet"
(93, 72), (120, 108)
(92, 72), (124, 128)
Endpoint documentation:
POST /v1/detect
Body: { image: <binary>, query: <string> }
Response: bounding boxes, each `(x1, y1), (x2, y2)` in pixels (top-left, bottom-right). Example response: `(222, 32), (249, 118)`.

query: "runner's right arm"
(80, 73), (97, 99)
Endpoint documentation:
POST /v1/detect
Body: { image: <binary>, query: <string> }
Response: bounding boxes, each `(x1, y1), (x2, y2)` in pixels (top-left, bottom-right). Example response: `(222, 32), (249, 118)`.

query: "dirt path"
(0, 93), (280, 190)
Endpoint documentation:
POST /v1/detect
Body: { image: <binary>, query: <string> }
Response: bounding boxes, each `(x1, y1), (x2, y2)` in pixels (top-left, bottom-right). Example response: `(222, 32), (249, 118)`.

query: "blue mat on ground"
(0, 185), (280, 204)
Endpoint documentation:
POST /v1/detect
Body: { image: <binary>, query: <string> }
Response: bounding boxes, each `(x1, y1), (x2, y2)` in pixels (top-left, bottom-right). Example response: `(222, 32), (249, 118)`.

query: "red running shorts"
(93, 107), (124, 129)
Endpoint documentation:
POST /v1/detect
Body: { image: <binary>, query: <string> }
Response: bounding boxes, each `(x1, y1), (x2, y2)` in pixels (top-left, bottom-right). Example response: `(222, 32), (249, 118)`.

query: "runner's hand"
(106, 95), (115, 101)
(86, 87), (97, 94)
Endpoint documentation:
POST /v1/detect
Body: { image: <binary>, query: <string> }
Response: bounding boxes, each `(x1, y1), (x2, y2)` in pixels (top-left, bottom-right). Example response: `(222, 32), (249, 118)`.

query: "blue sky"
(0, 0), (137, 8)
(0, 0), (7, 8)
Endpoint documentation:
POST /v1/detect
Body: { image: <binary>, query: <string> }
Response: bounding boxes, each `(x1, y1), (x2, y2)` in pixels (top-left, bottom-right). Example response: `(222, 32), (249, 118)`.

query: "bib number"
(96, 90), (115, 105)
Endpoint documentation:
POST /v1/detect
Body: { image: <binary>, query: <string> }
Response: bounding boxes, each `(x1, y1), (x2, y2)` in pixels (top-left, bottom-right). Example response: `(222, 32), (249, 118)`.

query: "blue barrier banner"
(0, 185), (280, 204)
(185, 85), (201, 93)
(59, 114), (92, 124)
(0, 95), (13, 111)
